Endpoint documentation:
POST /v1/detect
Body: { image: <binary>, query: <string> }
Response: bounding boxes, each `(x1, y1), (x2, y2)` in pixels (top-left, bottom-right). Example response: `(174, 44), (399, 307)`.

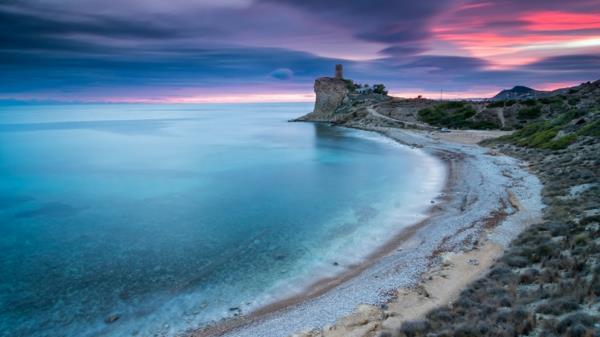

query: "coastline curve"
(189, 125), (543, 337)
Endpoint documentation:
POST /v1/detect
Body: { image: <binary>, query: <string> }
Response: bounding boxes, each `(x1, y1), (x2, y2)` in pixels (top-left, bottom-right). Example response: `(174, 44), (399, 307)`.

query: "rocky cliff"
(296, 77), (350, 121)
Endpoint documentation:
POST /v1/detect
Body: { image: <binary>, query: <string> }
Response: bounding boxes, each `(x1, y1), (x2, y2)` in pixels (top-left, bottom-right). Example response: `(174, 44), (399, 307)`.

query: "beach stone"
(467, 258), (479, 266)
(322, 321), (380, 337)
(104, 314), (120, 324)
(328, 304), (382, 335)
(290, 329), (322, 337)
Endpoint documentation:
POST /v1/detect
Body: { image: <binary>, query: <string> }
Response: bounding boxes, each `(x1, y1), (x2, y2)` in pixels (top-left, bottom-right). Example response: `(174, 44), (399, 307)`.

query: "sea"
(0, 103), (441, 337)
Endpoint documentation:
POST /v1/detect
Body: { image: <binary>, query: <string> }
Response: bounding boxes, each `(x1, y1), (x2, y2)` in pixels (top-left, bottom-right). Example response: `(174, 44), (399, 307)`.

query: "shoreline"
(189, 125), (543, 337)
(189, 126), (448, 337)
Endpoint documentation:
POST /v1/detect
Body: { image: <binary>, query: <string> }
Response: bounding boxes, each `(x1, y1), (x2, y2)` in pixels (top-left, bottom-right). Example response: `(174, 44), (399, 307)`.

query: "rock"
(467, 258), (480, 266)
(311, 77), (350, 120)
(321, 305), (382, 337)
(104, 314), (120, 324)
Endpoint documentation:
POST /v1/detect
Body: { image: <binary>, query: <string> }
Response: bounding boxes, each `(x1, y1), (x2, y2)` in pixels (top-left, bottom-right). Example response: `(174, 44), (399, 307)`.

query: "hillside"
(381, 102), (600, 337)
(294, 74), (600, 337)
(491, 85), (547, 101)
(296, 79), (600, 135)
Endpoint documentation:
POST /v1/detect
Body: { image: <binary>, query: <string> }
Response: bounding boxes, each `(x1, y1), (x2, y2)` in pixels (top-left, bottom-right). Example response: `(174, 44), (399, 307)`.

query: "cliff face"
(296, 77), (349, 121)
(313, 77), (349, 117)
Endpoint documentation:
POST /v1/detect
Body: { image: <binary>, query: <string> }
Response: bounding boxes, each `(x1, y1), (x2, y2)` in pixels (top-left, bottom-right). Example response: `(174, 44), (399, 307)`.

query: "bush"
(426, 308), (454, 323)
(527, 128), (558, 147)
(373, 84), (388, 95)
(540, 96), (564, 105)
(503, 254), (529, 267)
(417, 102), (485, 129)
(343, 79), (357, 92)
(398, 320), (430, 337)
(518, 106), (542, 119)
(557, 313), (596, 333)
(536, 298), (580, 315)
(519, 268), (540, 284)
(487, 100), (506, 108)
(467, 121), (500, 130)
(544, 134), (577, 150)
(577, 119), (600, 137)
(452, 323), (481, 337)
(444, 101), (465, 109)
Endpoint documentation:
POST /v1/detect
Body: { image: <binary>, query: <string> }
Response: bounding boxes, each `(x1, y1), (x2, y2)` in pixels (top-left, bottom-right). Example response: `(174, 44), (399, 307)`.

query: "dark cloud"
(399, 56), (489, 71)
(261, 0), (453, 45)
(270, 68), (294, 80)
(527, 55), (600, 72)
(0, 5), (183, 43)
(0, 44), (345, 94)
(379, 45), (426, 57)
(0, 0), (598, 100)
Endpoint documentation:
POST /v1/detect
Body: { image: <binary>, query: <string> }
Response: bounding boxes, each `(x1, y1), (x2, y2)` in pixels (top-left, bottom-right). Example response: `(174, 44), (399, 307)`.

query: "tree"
(373, 84), (388, 95)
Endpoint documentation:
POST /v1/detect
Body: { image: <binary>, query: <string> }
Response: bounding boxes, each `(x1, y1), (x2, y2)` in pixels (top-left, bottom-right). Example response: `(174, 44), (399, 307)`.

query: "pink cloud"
(431, 6), (600, 68)
(523, 11), (600, 31)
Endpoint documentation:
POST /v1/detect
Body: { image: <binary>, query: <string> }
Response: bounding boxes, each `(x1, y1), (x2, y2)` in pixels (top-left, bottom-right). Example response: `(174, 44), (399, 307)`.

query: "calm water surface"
(0, 103), (440, 337)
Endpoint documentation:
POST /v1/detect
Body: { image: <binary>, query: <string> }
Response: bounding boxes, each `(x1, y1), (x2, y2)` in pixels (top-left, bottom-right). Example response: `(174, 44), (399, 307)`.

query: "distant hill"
(296, 65), (599, 134)
(491, 85), (549, 101)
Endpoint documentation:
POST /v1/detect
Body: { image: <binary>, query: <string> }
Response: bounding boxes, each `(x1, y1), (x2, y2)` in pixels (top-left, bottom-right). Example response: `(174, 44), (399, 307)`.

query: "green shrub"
(373, 84), (388, 95)
(518, 106), (542, 119)
(536, 299), (579, 315)
(513, 122), (546, 137)
(417, 102), (488, 129)
(528, 128), (558, 147)
(552, 109), (582, 126)
(444, 101), (466, 109)
(343, 79), (357, 92)
(549, 101), (566, 111)
(487, 101), (505, 108)
(577, 120), (600, 137)
(544, 134), (577, 150)
(540, 96), (563, 105)
(568, 97), (580, 106)
(466, 121), (499, 130)
(418, 108), (439, 122)
(522, 99), (537, 106)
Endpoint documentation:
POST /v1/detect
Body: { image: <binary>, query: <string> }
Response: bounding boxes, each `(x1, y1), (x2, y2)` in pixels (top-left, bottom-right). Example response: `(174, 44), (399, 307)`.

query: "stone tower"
(335, 64), (343, 79)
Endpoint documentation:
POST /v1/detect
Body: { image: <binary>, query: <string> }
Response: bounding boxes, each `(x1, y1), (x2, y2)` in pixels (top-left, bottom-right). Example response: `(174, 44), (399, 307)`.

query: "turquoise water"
(0, 103), (441, 337)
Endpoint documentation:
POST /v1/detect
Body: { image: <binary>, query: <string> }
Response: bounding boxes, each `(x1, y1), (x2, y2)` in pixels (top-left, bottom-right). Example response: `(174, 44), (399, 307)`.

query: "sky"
(1, 0), (599, 102)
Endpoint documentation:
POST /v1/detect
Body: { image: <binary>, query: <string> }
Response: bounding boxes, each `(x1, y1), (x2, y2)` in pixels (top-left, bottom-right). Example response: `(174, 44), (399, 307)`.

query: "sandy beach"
(188, 126), (543, 337)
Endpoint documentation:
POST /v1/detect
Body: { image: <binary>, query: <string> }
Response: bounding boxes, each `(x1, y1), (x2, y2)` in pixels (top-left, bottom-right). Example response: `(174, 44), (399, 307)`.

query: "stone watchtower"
(305, 65), (349, 120)
(335, 64), (344, 79)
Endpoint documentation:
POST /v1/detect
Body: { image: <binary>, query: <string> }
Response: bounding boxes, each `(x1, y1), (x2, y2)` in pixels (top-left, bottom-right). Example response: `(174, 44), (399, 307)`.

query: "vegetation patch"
(517, 106), (542, 119)
(384, 81), (600, 337)
(491, 108), (598, 150)
(578, 119), (600, 137)
(418, 102), (497, 129)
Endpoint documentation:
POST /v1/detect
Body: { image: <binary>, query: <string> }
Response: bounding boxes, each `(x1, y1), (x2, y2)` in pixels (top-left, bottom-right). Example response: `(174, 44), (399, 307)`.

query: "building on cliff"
(308, 66), (349, 120)
(335, 64), (344, 79)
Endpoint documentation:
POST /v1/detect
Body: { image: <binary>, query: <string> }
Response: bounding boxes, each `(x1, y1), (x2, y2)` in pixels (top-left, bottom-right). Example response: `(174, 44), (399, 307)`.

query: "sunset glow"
(524, 11), (600, 31)
(1, 0), (599, 101)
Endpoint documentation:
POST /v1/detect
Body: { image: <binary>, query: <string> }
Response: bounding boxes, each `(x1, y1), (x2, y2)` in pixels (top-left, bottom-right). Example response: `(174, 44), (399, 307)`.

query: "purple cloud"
(1, 0), (599, 101)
